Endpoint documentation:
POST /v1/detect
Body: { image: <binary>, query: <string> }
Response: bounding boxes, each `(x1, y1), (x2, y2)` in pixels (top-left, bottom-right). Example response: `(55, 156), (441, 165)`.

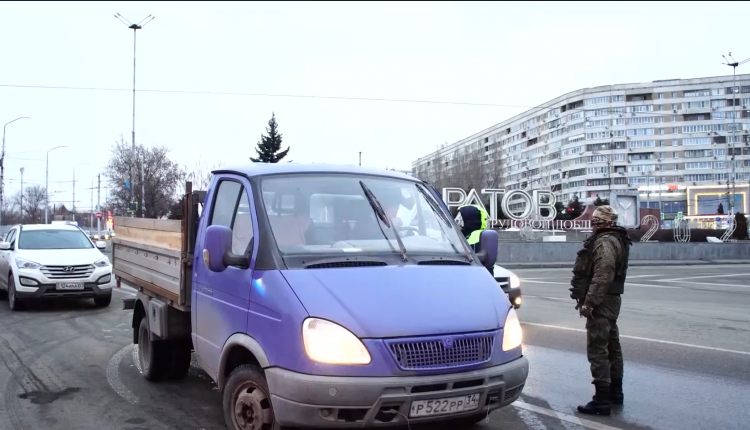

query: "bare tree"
(105, 136), (184, 219)
(11, 186), (48, 224)
(184, 160), (225, 191)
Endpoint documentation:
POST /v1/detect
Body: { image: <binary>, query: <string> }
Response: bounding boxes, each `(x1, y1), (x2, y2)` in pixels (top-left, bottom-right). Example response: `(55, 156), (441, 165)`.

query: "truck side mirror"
(204, 225), (250, 272)
(204, 225), (233, 272)
(474, 229), (499, 270)
(0, 242), (10, 251)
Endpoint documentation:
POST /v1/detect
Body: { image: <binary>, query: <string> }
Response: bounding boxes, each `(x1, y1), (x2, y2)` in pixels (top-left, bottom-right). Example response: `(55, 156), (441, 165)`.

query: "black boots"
(610, 377), (624, 405)
(577, 382), (611, 416)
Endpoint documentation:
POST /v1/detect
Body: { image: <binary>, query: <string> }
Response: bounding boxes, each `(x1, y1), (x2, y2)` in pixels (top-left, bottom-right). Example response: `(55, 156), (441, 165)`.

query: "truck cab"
(116, 163), (528, 429)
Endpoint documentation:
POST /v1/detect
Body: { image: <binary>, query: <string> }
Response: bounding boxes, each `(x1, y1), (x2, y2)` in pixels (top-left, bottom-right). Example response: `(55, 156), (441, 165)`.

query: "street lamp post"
(721, 53), (750, 214)
(1, 116), (30, 225)
(115, 13), (154, 218)
(72, 162), (90, 215)
(45, 145), (68, 224)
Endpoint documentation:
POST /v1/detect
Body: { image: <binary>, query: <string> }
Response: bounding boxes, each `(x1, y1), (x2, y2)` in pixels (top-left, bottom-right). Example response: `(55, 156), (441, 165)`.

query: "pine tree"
(250, 113), (290, 163)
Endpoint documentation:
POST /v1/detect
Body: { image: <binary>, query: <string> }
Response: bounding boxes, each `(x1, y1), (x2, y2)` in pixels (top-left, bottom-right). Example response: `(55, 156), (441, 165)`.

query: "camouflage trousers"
(586, 295), (623, 385)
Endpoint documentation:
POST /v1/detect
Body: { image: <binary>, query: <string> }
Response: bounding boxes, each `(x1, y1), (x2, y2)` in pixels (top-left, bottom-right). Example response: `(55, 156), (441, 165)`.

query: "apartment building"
(412, 74), (750, 223)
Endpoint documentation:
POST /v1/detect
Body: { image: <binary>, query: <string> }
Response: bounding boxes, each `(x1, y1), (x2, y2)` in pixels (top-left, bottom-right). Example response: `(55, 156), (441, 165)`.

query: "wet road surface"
(0, 263), (747, 430)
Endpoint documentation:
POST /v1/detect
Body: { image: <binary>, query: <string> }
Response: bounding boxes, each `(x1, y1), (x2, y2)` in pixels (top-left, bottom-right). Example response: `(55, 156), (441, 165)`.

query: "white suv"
(0, 224), (113, 311)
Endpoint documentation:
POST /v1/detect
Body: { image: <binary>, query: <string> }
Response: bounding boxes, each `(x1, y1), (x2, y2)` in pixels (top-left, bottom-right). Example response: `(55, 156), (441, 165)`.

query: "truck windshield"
(260, 174), (466, 256)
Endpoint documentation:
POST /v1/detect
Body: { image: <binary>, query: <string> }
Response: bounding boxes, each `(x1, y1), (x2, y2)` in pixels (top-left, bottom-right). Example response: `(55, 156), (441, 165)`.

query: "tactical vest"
(579, 230), (630, 295)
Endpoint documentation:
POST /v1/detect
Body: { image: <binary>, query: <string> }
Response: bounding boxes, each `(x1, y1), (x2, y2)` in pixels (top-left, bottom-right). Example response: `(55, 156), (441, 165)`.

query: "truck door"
(193, 176), (257, 375)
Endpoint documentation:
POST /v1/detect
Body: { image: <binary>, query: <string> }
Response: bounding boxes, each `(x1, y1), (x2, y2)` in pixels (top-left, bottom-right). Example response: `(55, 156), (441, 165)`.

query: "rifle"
(569, 247), (592, 316)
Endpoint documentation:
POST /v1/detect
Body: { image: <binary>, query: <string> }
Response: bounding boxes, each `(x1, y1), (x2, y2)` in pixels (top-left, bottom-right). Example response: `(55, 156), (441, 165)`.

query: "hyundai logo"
(442, 338), (454, 349)
(62, 266), (75, 272)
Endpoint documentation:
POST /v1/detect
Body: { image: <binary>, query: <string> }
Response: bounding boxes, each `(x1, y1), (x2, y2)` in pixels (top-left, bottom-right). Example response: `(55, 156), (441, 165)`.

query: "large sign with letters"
(442, 187), (592, 230)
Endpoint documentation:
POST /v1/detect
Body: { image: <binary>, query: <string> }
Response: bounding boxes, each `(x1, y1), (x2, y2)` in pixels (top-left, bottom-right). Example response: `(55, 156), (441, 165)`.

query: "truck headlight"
(502, 308), (523, 351)
(302, 318), (371, 365)
(510, 274), (521, 289)
(16, 258), (41, 270)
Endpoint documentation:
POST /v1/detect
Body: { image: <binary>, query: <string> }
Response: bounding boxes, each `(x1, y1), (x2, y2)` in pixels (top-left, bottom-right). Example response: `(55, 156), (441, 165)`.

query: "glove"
(580, 305), (593, 318)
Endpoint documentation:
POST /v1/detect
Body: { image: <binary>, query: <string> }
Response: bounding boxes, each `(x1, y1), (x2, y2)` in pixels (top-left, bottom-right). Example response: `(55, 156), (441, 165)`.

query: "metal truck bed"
(112, 183), (205, 310)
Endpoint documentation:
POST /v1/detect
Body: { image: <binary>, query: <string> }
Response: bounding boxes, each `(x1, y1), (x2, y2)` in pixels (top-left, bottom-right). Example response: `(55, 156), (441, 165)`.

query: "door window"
(5, 229), (17, 249)
(210, 180), (254, 256)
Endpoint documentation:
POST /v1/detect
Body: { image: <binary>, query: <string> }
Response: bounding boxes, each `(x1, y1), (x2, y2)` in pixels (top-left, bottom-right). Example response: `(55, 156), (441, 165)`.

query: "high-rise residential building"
(412, 74), (750, 226)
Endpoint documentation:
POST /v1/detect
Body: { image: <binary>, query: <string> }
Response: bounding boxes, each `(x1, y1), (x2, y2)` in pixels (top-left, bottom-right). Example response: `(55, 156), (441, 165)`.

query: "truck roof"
(213, 163), (418, 181)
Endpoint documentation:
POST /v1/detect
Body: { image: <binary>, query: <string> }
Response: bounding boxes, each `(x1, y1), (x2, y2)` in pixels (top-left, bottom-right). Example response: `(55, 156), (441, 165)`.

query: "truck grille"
(386, 332), (496, 371)
(41, 264), (95, 279)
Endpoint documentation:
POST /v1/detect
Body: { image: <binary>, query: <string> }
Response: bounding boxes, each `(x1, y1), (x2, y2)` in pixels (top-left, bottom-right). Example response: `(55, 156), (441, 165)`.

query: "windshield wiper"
(416, 183), (474, 262)
(359, 181), (408, 262)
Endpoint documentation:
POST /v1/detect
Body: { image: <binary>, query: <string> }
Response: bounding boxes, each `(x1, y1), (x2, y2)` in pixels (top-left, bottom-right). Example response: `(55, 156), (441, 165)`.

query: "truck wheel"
(223, 364), (280, 430)
(165, 340), (192, 381)
(137, 316), (168, 381)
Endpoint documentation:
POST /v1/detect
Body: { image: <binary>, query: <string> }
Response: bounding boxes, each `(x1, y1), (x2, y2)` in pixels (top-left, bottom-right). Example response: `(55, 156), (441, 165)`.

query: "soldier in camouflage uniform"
(569, 205), (631, 416)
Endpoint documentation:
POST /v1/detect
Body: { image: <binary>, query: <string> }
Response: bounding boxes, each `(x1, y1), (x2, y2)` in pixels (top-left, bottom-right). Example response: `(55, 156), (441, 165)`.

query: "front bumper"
(14, 269), (113, 300)
(266, 356), (529, 428)
(14, 282), (113, 300)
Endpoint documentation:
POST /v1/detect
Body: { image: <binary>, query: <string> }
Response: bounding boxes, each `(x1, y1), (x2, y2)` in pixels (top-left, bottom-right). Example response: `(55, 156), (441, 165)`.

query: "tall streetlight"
(72, 162), (90, 214)
(721, 53), (750, 214)
(115, 13), (155, 218)
(19, 167), (25, 222)
(1, 116), (30, 226)
(45, 145), (68, 224)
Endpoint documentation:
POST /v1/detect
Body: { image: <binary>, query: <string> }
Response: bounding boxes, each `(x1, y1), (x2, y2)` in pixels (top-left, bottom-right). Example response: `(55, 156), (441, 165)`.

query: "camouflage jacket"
(572, 227), (631, 317)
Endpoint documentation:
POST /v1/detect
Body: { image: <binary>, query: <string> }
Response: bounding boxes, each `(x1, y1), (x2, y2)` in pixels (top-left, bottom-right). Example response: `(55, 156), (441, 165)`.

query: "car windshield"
(260, 174), (466, 256)
(18, 229), (94, 250)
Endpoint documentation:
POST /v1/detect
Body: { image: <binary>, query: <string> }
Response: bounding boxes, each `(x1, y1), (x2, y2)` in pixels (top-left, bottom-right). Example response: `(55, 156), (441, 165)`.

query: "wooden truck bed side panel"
(113, 217), (186, 305)
(114, 217), (183, 251)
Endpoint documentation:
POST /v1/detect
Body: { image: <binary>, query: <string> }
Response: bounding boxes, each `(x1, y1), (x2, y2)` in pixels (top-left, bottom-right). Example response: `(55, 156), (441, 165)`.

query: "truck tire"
(165, 340), (192, 381)
(223, 364), (281, 430)
(137, 316), (168, 381)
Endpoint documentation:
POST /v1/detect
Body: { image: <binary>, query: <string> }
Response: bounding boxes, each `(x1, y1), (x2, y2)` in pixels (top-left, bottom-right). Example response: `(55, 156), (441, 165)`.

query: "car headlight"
(302, 318), (371, 365)
(16, 258), (41, 270)
(502, 308), (523, 351)
(94, 258), (111, 268)
(510, 273), (521, 289)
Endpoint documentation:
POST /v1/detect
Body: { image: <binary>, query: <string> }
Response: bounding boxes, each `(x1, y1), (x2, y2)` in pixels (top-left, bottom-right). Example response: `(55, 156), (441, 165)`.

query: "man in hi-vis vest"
(456, 205), (492, 273)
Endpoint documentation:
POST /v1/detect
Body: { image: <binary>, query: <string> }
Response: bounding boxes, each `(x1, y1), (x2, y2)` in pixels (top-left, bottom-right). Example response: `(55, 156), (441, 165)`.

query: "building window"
(657, 93), (664, 99)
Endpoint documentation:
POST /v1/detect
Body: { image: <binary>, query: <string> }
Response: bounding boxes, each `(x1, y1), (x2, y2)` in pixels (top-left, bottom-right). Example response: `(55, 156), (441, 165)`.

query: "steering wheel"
(395, 225), (419, 237)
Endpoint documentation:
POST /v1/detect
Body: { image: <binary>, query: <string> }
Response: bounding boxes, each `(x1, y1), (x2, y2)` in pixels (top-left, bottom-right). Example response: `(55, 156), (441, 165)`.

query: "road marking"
(658, 273), (750, 282)
(522, 322), (750, 356)
(656, 279), (750, 288)
(523, 279), (681, 289)
(513, 401), (626, 430)
(106, 345), (139, 405)
(525, 295), (569, 301)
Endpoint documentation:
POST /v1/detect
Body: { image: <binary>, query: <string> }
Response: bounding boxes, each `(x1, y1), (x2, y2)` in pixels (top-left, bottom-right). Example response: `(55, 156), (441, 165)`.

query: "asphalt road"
(0, 261), (748, 430)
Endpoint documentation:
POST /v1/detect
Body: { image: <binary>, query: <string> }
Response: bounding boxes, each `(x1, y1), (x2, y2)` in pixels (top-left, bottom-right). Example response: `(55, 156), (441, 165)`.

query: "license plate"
(409, 393), (480, 418)
(56, 283), (84, 290)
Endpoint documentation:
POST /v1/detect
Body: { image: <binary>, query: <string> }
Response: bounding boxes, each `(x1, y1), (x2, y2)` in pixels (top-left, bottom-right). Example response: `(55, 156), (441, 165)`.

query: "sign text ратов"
(442, 187), (591, 230)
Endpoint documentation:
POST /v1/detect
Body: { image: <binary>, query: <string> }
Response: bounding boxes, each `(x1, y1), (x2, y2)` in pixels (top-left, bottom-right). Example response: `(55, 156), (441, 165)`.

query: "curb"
(498, 260), (750, 269)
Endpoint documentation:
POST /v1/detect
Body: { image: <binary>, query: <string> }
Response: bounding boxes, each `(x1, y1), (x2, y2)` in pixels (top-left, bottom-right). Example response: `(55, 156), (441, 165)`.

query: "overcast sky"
(1, 1), (748, 211)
